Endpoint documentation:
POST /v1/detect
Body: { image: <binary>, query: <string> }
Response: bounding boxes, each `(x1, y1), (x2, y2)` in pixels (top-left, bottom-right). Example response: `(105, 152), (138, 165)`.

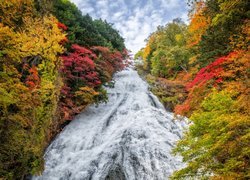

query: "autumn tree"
(135, 1), (250, 178)
(0, 1), (65, 178)
(143, 20), (190, 78)
(172, 89), (250, 179)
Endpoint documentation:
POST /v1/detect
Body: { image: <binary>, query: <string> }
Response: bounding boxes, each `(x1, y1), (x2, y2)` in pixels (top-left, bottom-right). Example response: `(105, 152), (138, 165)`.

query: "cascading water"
(33, 65), (187, 180)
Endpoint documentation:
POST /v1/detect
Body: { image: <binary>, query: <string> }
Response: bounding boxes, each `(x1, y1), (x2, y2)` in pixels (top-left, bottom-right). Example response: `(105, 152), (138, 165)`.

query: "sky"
(70, 0), (189, 54)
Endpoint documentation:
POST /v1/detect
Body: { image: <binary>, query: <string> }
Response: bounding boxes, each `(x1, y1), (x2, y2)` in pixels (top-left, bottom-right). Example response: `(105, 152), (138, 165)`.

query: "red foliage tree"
(60, 44), (101, 120)
(61, 44), (101, 92)
(91, 46), (125, 78)
(175, 52), (238, 116)
(186, 52), (237, 90)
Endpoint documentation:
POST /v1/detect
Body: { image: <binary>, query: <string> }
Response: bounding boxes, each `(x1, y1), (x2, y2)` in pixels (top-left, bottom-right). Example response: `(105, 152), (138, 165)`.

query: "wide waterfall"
(33, 66), (187, 180)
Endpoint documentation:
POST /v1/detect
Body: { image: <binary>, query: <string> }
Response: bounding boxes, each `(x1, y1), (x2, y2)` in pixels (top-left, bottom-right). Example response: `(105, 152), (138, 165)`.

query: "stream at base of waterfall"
(33, 64), (187, 180)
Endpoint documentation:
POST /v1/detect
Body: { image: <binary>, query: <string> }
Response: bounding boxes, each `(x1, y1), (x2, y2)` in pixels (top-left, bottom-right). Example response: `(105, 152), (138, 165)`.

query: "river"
(33, 65), (187, 180)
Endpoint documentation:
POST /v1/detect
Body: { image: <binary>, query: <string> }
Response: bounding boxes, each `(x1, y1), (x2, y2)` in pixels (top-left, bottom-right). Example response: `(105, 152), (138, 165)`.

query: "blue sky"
(70, 0), (189, 53)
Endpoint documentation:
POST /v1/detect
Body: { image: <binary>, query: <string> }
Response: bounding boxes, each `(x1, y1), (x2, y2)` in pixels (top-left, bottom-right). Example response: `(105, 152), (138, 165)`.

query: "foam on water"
(33, 66), (187, 180)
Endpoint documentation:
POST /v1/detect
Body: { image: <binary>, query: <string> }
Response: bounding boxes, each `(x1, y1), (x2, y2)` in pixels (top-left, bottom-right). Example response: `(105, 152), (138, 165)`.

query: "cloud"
(70, 0), (188, 54)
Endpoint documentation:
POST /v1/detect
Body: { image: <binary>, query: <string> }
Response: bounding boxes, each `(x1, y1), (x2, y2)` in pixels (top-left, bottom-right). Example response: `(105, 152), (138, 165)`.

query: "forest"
(135, 0), (249, 179)
(0, 0), (127, 178)
(1, 0), (250, 179)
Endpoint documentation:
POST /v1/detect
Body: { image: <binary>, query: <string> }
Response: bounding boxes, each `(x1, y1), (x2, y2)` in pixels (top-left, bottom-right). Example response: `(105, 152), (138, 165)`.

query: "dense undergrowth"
(0, 0), (127, 179)
(135, 0), (250, 179)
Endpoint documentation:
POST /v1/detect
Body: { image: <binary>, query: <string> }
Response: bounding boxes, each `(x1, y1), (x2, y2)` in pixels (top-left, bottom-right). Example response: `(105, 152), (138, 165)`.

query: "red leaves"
(91, 46), (125, 72)
(215, 78), (223, 83)
(186, 52), (237, 90)
(61, 85), (71, 97)
(60, 44), (125, 121)
(61, 44), (100, 89)
(72, 44), (93, 55)
(122, 48), (129, 57)
(60, 44), (101, 121)
(91, 46), (110, 54)
(110, 51), (124, 71)
(57, 22), (68, 31)
(175, 51), (238, 116)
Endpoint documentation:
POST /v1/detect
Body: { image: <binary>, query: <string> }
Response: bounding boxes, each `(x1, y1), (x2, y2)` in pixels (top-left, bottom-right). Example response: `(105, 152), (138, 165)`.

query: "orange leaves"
(228, 20), (250, 56)
(25, 66), (40, 90)
(219, 50), (249, 81)
(174, 103), (190, 116)
(188, 1), (210, 47)
(143, 43), (151, 61)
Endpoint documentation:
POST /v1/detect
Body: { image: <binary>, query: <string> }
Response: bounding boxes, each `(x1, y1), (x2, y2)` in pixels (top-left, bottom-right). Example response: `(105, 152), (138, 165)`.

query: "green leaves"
(52, 0), (125, 50)
(141, 20), (190, 78)
(172, 89), (250, 179)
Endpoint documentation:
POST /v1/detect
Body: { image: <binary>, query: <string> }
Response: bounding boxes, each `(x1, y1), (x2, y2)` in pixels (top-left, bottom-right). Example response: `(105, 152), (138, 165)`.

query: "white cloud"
(70, 0), (188, 54)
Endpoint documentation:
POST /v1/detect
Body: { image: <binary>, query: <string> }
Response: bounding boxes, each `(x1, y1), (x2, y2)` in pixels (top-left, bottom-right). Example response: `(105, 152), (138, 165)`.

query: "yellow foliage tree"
(2, 15), (66, 63)
(0, 1), (66, 177)
(0, 0), (35, 28)
(143, 35), (156, 70)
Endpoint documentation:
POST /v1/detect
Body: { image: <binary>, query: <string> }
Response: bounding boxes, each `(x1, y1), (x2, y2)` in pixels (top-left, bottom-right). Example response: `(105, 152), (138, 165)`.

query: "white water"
(34, 66), (187, 180)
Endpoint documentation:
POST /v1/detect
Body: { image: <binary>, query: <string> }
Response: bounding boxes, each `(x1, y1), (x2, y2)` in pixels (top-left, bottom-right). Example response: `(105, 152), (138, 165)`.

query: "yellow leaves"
(143, 43), (151, 60)
(0, 0), (35, 27)
(75, 86), (99, 105)
(0, 14), (66, 63)
(0, 23), (16, 53)
(185, 89), (250, 177)
(0, 1), (67, 178)
(0, 86), (18, 106)
(175, 34), (182, 42)
(134, 48), (144, 62)
(143, 34), (157, 61)
(142, 35), (157, 70)
(142, 43), (151, 70)
(224, 81), (250, 115)
(12, 15), (66, 62)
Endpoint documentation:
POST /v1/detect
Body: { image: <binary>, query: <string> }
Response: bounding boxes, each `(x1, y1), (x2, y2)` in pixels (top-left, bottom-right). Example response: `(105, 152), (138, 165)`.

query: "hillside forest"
(0, 0), (128, 178)
(0, 0), (250, 179)
(135, 0), (250, 179)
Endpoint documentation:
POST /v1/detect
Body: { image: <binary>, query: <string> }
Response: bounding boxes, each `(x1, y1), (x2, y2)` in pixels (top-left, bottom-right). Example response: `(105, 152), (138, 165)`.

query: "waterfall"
(33, 66), (187, 180)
